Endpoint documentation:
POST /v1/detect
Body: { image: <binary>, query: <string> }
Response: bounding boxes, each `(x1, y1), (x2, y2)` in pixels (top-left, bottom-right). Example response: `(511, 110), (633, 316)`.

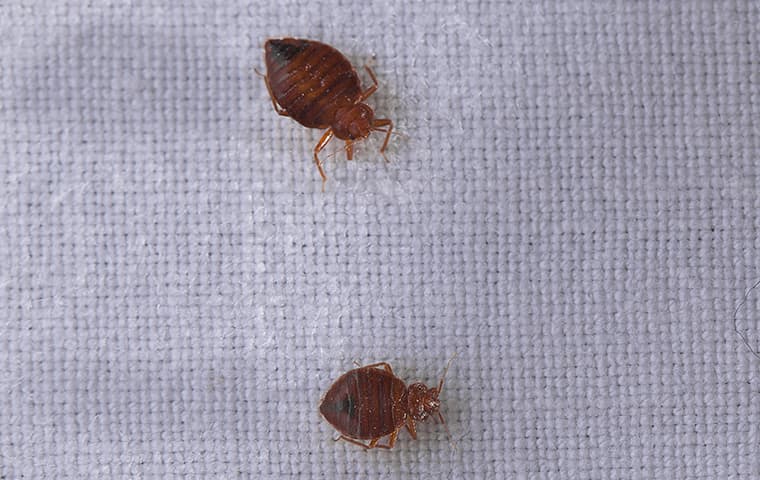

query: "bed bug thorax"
(258, 38), (394, 187)
(319, 355), (456, 450)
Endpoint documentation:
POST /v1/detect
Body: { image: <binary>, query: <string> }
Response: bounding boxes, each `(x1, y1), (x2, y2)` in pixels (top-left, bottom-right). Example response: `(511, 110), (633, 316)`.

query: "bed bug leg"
(347, 430), (398, 450)
(334, 435), (371, 450)
(372, 430), (399, 449)
(359, 65), (379, 101)
(405, 417), (418, 440)
(335, 434), (398, 450)
(314, 129), (334, 188)
(255, 68), (289, 117)
(372, 118), (394, 162)
(345, 141), (354, 160)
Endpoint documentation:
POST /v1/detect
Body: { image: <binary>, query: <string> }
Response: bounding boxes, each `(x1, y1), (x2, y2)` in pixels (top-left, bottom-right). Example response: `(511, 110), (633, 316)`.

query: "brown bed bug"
(258, 38), (393, 186)
(319, 356), (456, 450)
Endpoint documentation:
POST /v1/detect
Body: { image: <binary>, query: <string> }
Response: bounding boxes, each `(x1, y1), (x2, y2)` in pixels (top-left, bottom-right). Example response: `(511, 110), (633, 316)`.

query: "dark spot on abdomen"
(325, 394), (356, 417)
(266, 39), (309, 65)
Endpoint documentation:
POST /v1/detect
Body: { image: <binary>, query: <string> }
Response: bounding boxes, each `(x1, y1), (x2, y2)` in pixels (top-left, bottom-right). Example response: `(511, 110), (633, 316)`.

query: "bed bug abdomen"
(264, 39), (361, 129)
(319, 367), (407, 440)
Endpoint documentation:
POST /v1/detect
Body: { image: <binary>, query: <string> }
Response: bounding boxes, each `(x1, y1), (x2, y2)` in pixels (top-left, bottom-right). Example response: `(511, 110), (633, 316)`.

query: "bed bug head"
(406, 382), (440, 422)
(332, 103), (377, 141)
(406, 353), (457, 423)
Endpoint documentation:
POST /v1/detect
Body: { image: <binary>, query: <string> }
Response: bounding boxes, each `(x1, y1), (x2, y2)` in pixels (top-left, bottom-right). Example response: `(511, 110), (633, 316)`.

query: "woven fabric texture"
(2, 1), (759, 478)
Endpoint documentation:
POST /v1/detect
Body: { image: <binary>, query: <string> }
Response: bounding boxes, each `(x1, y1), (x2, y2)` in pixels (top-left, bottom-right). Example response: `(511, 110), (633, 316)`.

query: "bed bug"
(258, 38), (394, 186)
(319, 356), (456, 450)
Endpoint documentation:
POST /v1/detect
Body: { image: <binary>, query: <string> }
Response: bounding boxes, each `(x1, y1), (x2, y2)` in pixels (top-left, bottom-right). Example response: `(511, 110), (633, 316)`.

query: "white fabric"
(2, 1), (759, 478)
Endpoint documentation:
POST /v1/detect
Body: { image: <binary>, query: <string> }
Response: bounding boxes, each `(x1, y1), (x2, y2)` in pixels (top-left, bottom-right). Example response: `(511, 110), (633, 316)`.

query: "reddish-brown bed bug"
(319, 356), (456, 450)
(258, 38), (394, 186)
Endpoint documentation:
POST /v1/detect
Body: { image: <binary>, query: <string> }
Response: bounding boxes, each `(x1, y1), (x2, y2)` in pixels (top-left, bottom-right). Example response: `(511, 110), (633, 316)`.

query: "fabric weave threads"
(1, 1), (759, 478)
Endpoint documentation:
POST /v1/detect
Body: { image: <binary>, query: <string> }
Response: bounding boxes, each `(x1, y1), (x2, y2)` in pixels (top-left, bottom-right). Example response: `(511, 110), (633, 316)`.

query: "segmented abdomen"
(265, 39), (362, 129)
(319, 368), (407, 440)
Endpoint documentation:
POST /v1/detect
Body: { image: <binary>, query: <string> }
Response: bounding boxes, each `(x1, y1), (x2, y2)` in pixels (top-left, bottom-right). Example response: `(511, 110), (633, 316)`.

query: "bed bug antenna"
(438, 411), (456, 450)
(436, 352), (458, 450)
(437, 352), (458, 394)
